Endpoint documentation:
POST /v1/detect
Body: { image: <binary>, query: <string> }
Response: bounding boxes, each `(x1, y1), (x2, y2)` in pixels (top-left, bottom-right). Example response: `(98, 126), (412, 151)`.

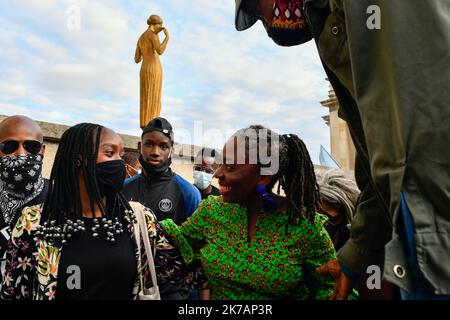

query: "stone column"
(320, 83), (356, 171)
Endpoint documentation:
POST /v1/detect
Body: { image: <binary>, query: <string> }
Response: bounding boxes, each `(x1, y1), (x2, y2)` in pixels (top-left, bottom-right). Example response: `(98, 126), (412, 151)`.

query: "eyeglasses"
(193, 165), (215, 175)
(0, 140), (43, 155)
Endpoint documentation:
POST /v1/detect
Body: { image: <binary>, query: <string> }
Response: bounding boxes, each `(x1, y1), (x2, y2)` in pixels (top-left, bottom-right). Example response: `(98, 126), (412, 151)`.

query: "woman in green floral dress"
(162, 125), (349, 300)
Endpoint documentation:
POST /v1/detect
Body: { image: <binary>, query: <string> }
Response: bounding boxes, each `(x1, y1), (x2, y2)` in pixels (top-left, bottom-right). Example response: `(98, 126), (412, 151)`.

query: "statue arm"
(156, 28), (169, 55)
(134, 40), (142, 63)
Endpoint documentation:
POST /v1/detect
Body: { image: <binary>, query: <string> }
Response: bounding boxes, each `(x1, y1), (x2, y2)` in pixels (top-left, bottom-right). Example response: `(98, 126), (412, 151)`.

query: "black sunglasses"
(0, 140), (42, 155)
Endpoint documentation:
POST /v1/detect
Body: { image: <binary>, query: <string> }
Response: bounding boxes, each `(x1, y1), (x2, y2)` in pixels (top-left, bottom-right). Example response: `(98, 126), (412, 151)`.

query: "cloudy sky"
(0, 0), (331, 163)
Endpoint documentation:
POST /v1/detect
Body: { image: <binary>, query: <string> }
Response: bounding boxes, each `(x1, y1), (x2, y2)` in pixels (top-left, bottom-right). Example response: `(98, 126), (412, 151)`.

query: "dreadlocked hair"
(42, 123), (131, 225)
(233, 125), (320, 225)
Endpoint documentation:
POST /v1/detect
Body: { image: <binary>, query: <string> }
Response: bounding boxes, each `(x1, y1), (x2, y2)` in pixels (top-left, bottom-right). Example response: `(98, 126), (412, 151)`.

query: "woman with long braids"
(0, 123), (198, 300)
(162, 125), (354, 299)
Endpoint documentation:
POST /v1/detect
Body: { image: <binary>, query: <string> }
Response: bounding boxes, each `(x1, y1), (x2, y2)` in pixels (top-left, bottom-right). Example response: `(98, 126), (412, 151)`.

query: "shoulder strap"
(129, 202), (158, 290)
(130, 202), (144, 291)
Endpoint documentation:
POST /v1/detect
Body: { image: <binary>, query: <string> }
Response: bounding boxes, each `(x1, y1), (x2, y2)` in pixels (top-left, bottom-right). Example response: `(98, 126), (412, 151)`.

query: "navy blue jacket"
(123, 169), (201, 225)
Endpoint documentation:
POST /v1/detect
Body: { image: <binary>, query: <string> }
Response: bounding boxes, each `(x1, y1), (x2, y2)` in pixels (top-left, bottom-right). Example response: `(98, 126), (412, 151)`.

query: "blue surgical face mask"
(193, 170), (213, 190)
(127, 164), (141, 175)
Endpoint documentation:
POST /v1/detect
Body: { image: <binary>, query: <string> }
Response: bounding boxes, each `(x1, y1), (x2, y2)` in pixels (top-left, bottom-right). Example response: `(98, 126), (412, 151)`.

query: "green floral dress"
(161, 196), (339, 300)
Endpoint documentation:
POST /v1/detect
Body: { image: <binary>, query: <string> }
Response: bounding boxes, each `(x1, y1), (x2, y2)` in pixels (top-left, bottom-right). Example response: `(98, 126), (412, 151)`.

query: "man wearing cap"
(0, 115), (49, 282)
(123, 117), (201, 300)
(234, 0), (450, 299)
(123, 117), (201, 224)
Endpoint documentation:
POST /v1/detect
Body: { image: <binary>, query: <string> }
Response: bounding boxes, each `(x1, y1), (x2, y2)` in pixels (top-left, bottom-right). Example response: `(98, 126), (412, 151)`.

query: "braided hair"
(233, 125), (320, 224)
(42, 123), (130, 225)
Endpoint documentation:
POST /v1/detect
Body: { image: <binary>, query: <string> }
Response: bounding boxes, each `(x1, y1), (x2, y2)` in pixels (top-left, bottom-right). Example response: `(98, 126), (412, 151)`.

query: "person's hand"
(200, 288), (211, 300)
(200, 281), (210, 300)
(161, 27), (169, 37)
(316, 259), (353, 300)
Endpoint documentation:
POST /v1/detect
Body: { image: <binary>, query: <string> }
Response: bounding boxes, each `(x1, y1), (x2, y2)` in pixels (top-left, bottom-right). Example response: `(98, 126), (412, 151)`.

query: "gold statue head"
(147, 15), (163, 26)
(147, 15), (163, 33)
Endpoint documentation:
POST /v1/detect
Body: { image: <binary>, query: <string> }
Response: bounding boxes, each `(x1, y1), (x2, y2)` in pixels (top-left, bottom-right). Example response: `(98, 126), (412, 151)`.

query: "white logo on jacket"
(158, 198), (173, 212)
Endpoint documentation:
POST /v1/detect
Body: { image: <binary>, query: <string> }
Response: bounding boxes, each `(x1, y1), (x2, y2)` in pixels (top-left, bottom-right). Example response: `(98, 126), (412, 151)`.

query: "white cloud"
(25, 34), (69, 59)
(0, 83), (27, 100)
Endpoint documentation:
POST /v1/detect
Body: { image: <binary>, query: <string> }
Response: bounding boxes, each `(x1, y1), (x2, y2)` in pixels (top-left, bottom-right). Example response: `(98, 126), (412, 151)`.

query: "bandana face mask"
(0, 154), (44, 225)
(264, 0), (313, 47)
(0, 154), (44, 197)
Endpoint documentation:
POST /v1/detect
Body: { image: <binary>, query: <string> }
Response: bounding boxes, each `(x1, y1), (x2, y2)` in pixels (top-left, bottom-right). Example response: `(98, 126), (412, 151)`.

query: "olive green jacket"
(305, 0), (450, 294)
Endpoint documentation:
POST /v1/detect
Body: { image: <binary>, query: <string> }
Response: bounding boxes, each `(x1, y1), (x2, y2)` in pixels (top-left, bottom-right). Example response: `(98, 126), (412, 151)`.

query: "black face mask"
(266, 26), (313, 47)
(96, 160), (125, 198)
(138, 154), (171, 177)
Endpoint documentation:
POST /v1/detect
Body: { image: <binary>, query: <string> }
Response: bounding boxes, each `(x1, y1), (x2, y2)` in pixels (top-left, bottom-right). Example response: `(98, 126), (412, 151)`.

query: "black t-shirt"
(199, 185), (221, 200)
(56, 218), (137, 300)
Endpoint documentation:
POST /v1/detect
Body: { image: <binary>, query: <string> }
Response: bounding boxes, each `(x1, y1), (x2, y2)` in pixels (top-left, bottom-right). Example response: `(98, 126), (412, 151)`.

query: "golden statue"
(135, 15), (169, 129)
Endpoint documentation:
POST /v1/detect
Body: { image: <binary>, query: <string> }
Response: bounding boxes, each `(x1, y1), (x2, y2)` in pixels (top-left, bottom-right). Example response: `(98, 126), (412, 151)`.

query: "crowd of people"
(0, 114), (360, 300)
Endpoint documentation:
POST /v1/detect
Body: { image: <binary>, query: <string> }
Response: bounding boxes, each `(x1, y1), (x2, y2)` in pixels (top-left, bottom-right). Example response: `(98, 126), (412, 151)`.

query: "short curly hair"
(316, 169), (360, 223)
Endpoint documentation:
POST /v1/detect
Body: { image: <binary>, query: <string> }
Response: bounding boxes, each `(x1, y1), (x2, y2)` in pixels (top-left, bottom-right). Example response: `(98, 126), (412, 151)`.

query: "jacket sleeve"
(304, 0), (393, 277)
(174, 174), (202, 218)
(336, 153), (392, 277)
